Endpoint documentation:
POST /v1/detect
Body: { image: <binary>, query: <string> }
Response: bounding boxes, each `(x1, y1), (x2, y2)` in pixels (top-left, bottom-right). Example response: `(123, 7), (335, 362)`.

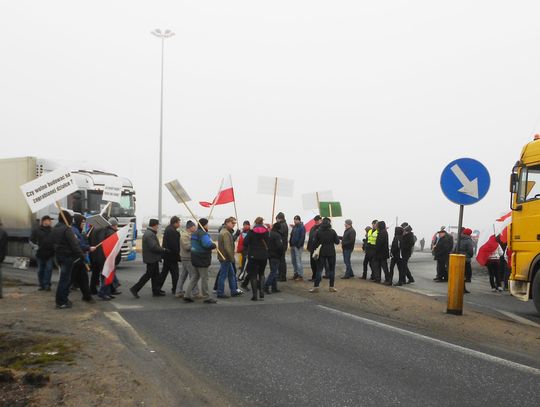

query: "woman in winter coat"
(265, 223), (284, 294)
(310, 217), (340, 293)
(243, 217), (269, 301)
(373, 221), (390, 284)
(390, 227), (406, 286)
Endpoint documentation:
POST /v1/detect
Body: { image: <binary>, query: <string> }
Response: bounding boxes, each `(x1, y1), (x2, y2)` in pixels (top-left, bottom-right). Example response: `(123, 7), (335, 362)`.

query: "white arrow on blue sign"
(440, 158), (490, 205)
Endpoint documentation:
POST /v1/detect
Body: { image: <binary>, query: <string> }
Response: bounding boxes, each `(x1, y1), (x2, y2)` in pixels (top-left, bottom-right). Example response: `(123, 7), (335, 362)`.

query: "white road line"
(398, 286), (441, 297)
(317, 305), (540, 376)
(111, 303), (144, 310)
(104, 311), (148, 346)
(496, 310), (540, 329)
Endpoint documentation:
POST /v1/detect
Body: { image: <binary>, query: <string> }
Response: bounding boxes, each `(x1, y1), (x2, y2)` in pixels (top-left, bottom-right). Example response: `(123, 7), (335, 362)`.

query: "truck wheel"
(533, 272), (540, 314)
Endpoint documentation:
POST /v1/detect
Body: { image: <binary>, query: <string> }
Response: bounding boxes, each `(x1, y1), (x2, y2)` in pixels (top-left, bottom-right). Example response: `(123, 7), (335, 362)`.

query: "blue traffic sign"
(440, 158), (490, 205)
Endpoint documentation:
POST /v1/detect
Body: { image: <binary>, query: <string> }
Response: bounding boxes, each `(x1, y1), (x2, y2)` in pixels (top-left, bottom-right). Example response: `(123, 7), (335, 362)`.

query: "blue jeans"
(266, 258), (280, 289)
(217, 261), (238, 296)
(291, 247), (304, 277)
(343, 249), (354, 277)
(37, 257), (54, 289)
(55, 256), (74, 306)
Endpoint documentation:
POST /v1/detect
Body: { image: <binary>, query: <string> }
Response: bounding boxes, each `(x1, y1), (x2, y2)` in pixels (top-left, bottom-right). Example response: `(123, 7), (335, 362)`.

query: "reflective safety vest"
(367, 229), (378, 245)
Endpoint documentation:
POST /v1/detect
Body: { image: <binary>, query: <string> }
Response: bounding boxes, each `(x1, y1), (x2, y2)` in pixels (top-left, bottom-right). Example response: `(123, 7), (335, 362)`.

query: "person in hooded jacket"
(390, 227), (406, 285)
(265, 222), (284, 294)
(400, 223), (416, 284)
(310, 217), (340, 293)
(50, 211), (85, 309)
(70, 214), (96, 302)
(30, 215), (55, 291)
(371, 221), (390, 284)
(456, 227), (474, 293)
(306, 215), (323, 281)
(275, 212), (289, 282)
(243, 217), (269, 301)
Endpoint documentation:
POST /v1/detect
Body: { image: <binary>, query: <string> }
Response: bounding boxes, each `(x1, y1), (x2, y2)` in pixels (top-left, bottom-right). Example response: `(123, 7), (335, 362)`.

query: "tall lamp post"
(151, 28), (175, 225)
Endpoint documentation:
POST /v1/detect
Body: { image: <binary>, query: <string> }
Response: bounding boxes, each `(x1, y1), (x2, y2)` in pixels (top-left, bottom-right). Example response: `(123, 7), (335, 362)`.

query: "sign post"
(440, 157), (490, 315)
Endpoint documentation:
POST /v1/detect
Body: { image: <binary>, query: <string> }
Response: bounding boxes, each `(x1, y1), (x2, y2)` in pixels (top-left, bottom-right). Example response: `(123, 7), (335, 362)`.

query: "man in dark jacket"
(340, 219), (356, 279)
(289, 215), (306, 281)
(184, 218), (217, 304)
(159, 216), (181, 294)
(266, 223), (284, 294)
(243, 218), (269, 301)
(275, 212), (289, 282)
(457, 228), (474, 290)
(0, 218), (7, 299)
(50, 211), (85, 309)
(306, 215), (323, 282)
(400, 223), (416, 284)
(217, 217), (238, 299)
(433, 229), (453, 282)
(30, 215), (55, 290)
(310, 218), (340, 292)
(371, 221), (390, 284)
(130, 219), (167, 298)
(90, 219), (120, 299)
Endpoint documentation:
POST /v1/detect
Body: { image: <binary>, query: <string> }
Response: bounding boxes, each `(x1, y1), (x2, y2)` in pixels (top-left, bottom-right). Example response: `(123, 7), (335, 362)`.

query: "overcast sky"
(1, 1), (539, 240)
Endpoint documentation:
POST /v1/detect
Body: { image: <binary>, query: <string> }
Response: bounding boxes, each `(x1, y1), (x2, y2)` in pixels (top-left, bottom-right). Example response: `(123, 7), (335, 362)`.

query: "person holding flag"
(217, 217), (239, 298)
(98, 222), (131, 299)
(70, 214), (96, 303)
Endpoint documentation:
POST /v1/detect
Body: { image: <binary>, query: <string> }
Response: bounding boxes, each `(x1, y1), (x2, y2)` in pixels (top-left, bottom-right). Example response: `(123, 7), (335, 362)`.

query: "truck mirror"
(510, 173), (518, 193)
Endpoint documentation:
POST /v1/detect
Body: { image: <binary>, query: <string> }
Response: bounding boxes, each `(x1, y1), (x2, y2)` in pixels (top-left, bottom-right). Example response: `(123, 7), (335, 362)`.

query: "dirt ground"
(0, 277), (166, 407)
(283, 277), (540, 363)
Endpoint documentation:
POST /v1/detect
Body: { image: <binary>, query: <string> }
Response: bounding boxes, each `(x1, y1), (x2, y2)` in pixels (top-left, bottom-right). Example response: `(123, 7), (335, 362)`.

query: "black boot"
(259, 277), (265, 299)
(250, 278), (258, 301)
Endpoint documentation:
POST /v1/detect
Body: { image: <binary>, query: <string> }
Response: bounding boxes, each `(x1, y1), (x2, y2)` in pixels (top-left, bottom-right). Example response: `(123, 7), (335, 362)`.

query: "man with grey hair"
(340, 219), (356, 279)
(176, 220), (199, 298)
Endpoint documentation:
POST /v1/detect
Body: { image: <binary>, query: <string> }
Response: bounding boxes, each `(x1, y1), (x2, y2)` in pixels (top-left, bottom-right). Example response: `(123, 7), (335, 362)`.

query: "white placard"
(165, 179), (192, 203)
(102, 179), (122, 203)
(20, 168), (78, 213)
(86, 214), (111, 229)
(302, 190), (334, 210)
(257, 176), (295, 197)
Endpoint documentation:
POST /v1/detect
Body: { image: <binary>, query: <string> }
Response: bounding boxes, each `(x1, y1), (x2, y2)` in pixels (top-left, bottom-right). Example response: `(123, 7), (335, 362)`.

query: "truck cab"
(509, 136), (540, 313)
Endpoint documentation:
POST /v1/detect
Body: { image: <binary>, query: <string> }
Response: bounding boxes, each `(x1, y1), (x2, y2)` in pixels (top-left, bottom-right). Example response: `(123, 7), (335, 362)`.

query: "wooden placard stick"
(230, 175), (239, 226)
(271, 177), (278, 223)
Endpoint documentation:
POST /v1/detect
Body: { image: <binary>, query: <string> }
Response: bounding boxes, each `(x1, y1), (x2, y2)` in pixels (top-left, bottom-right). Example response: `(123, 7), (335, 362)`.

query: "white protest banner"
(20, 168), (78, 213)
(165, 179), (192, 203)
(302, 190), (334, 210)
(86, 214), (111, 229)
(102, 179), (122, 203)
(257, 176), (295, 197)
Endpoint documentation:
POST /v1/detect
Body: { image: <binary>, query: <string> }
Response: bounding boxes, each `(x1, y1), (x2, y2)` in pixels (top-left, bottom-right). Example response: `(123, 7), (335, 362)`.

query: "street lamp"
(151, 28), (175, 225)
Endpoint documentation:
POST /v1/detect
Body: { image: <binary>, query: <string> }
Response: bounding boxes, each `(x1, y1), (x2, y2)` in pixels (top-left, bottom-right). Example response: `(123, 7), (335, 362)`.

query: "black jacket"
(307, 224), (320, 253)
(268, 230), (284, 259)
(314, 222), (340, 257)
(391, 228), (404, 259)
(374, 223), (389, 260)
(401, 232), (415, 260)
(341, 227), (356, 251)
(243, 224), (269, 260)
(142, 228), (165, 264)
(162, 224), (180, 262)
(0, 228), (7, 263)
(433, 234), (453, 260)
(275, 220), (289, 251)
(49, 223), (84, 260)
(89, 226), (116, 265)
(30, 225), (54, 260)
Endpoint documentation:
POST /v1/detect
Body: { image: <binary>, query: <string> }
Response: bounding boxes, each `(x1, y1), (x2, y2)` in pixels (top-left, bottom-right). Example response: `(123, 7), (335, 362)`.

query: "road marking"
(111, 303), (144, 310)
(104, 311), (148, 346)
(398, 286), (441, 297)
(317, 305), (540, 376)
(496, 310), (540, 329)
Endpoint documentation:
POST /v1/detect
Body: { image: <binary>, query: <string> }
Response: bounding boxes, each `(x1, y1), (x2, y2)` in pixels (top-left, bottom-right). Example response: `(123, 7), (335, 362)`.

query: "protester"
(265, 222), (284, 294)
(306, 215), (323, 282)
(390, 226), (405, 285)
(419, 237), (426, 252)
(365, 220), (378, 280)
(217, 217), (239, 299)
(50, 211), (85, 309)
(184, 218), (217, 304)
(310, 217), (340, 293)
(486, 245), (503, 292)
(160, 216), (181, 295)
(360, 226), (372, 279)
(71, 214), (96, 302)
(0, 219), (8, 299)
(456, 227), (474, 294)
(401, 223), (415, 284)
(372, 221), (390, 284)
(433, 229), (453, 282)
(130, 219), (167, 298)
(93, 218), (121, 300)
(176, 220), (199, 298)
(340, 219), (356, 279)
(275, 212), (289, 282)
(236, 220), (251, 277)
(289, 215), (306, 281)
(243, 217), (269, 301)
(30, 215), (55, 291)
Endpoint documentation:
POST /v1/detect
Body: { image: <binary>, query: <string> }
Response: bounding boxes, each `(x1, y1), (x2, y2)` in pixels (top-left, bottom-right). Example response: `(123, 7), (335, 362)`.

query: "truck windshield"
(87, 191), (136, 217)
(517, 165), (540, 203)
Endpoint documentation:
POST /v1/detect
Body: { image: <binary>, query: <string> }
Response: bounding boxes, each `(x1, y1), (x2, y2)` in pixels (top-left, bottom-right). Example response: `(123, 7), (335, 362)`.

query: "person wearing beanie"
(306, 215), (323, 281)
(91, 216), (121, 300)
(159, 216), (181, 295)
(184, 218), (217, 304)
(457, 227), (474, 289)
(242, 217), (269, 301)
(371, 221), (391, 284)
(289, 215), (306, 281)
(29, 215), (55, 291)
(70, 214), (96, 302)
(275, 212), (289, 281)
(310, 217), (340, 293)
(340, 219), (356, 279)
(433, 229), (453, 282)
(401, 224), (416, 284)
(130, 219), (167, 298)
(236, 221), (251, 285)
(49, 210), (85, 309)
(265, 222), (285, 294)
(176, 220), (199, 298)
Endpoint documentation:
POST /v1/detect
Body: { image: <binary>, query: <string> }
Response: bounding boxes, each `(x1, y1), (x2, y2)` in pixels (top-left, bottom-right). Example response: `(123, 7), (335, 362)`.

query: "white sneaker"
(329, 287), (337, 293)
(236, 289), (244, 294)
(309, 287), (319, 293)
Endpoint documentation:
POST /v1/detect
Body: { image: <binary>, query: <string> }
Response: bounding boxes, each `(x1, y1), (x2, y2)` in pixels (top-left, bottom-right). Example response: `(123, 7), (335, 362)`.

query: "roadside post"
(440, 158), (490, 315)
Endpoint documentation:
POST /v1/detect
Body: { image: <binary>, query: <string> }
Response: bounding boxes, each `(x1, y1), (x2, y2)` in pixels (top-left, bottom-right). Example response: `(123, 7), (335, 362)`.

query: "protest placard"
(19, 168), (78, 213)
(102, 179), (122, 203)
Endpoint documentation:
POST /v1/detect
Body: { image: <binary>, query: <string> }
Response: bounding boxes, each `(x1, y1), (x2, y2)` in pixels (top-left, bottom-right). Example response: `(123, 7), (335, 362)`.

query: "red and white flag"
(199, 176), (235, 208)
(101, 224), (130, 285)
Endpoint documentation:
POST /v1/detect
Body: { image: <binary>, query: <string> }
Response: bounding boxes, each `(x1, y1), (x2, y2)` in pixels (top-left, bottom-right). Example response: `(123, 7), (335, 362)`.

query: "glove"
(234, 229), (241, 238)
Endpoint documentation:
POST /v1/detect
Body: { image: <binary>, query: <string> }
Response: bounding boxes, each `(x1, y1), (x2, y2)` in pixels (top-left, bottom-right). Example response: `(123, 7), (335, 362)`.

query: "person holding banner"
(243, 217), (269, 301)
(159, 216), (181, 295)
(50, 211), (85, 309)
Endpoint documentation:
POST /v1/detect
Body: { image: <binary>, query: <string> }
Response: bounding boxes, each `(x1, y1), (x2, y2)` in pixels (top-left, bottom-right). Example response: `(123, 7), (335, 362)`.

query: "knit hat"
(186, 220), (195, 229)
(149, 219), (159, 227)
(276, 212), (285, 221)
(345, 219), (353, 226)
(463, 228), (473, 236)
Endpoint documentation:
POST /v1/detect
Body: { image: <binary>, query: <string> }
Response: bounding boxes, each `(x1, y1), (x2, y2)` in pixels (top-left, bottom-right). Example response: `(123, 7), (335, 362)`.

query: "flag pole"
(229, 174), (239, 225)
(208, 177), (224, 220)
(271, 177), (278, 223)
(316, 192), (320, 213)
(55, 201), (90, 271)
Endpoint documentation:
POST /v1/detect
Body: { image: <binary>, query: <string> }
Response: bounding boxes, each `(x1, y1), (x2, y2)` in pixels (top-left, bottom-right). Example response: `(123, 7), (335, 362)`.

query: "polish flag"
(101, 224), (130, 285)
(496, 211), (512, 222)
(199, 176), (235, 208)
(303, 211), (318, 233)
